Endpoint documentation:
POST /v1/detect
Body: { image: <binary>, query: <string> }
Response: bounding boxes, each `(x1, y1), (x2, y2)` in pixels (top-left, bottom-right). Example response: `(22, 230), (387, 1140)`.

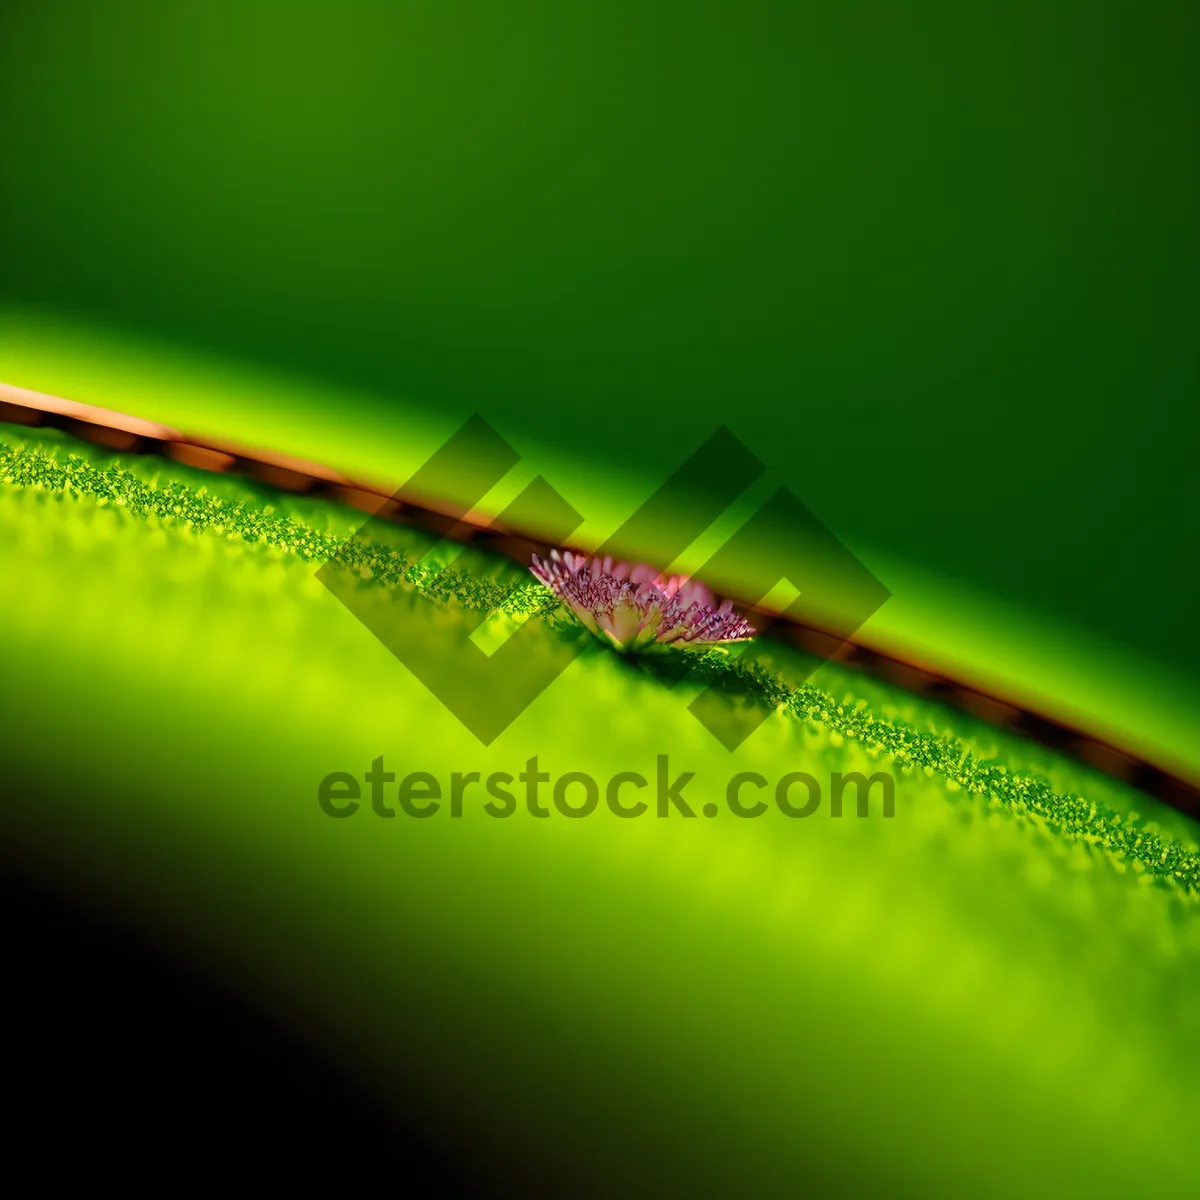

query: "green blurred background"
(2, 0), (1196, 684)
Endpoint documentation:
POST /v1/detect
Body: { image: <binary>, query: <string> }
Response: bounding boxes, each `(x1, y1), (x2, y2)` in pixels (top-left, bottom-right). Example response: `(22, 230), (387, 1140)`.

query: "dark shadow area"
(0, 863), (474, 1196)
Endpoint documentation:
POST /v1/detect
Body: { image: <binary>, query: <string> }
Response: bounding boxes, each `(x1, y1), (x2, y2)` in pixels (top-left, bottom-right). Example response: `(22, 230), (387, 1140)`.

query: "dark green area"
(1, 0), (1197, 676)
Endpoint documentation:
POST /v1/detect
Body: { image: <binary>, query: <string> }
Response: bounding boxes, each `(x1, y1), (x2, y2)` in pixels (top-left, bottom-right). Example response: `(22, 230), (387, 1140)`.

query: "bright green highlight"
(3, 302), (1196, 782)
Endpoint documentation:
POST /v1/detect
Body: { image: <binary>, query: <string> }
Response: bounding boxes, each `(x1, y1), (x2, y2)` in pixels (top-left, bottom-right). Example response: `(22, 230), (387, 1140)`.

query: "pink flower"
(529, 550), (756, 653)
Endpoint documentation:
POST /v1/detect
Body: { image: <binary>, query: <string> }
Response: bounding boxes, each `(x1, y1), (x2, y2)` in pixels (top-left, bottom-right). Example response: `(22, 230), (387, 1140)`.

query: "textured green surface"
(2, 423), (1199, 1194)
(3, 426), (1198, 890)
